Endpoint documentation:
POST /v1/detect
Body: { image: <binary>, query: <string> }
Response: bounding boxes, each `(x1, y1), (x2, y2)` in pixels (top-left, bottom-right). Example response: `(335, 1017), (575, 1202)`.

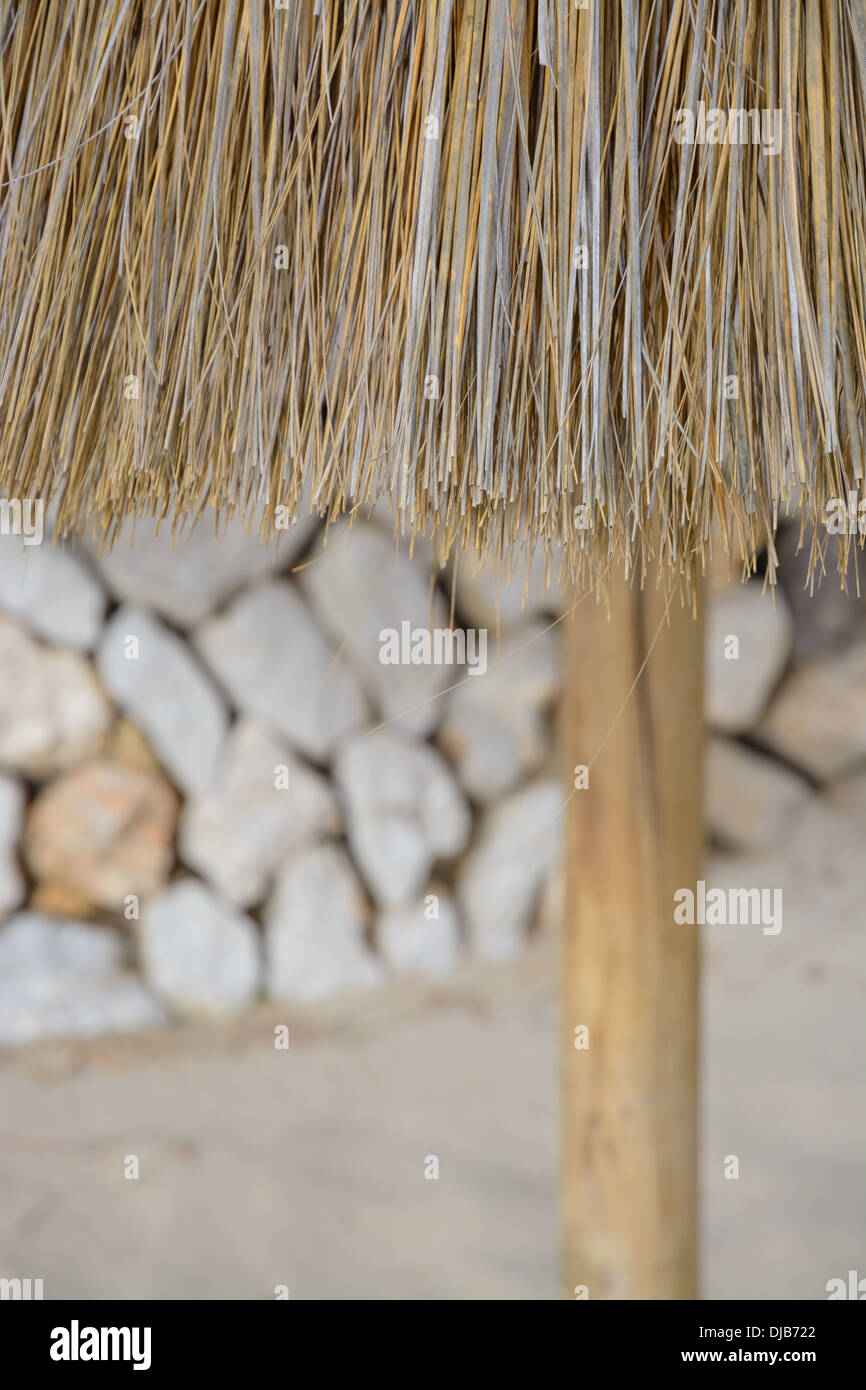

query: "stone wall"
(0, 512), (563, 1046)
(0, 511), (863, 1048)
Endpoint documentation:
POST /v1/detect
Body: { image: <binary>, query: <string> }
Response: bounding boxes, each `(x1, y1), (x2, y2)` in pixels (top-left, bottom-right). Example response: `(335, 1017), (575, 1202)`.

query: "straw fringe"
(1, 1), (865, 588)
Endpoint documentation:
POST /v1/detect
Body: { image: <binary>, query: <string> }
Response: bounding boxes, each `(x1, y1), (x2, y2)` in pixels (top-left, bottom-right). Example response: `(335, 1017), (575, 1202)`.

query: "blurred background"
(0, 509), (863, 1299)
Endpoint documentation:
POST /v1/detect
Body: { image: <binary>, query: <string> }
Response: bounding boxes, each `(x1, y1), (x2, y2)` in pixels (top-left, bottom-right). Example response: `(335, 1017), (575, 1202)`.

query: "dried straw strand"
(1, 1), (864, 589)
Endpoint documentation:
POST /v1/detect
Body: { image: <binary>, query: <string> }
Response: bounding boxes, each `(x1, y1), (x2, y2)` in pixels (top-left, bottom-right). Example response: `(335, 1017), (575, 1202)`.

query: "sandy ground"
(1, 804), (863, 1301)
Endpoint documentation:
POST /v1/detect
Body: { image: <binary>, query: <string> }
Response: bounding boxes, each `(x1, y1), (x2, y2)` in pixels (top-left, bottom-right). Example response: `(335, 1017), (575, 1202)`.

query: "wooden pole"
(562, 570), (704, 1299)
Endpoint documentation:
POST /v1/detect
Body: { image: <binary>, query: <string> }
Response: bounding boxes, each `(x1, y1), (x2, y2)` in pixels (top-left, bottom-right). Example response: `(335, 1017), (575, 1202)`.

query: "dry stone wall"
(0, 510), (860, 1046)
(0, 512), (563, 1045)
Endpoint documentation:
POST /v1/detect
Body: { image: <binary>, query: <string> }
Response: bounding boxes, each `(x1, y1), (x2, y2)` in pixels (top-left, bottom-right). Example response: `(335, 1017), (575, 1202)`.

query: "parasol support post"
(562, 569), (704, 1300)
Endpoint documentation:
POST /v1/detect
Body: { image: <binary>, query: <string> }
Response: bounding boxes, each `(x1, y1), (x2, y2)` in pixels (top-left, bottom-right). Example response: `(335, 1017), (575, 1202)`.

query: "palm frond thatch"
(0, 0), (864, 585)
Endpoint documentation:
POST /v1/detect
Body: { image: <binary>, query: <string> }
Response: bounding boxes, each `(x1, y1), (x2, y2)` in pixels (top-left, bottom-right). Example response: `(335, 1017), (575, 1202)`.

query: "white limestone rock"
(706, 585), (792, 733)
(97, 606), (228, 795)
(538, 858), (565, 935)
(438, 621), (559, 801)
(705, 737), (809, 850)
(448, 547), (565, 630)
(194, 581), (367, 762)
(139, 879), (261, 1018)
(0, 617), (112, 777)
(300, 520), (452, 736)
(375, 891), (461, 978)
(0, 535), (106, 649)
(335, 728), (471, 907)
(264, 842), (383, 1003)
(456, 778), (562, 960)
(179, 719), (340, 908)
(755, 643), (866, 781)
(0, 774), (25, 918)
(85, 510), (318, 628)
(0, 914), (165, 1047)
(367, 498), (437, 573)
